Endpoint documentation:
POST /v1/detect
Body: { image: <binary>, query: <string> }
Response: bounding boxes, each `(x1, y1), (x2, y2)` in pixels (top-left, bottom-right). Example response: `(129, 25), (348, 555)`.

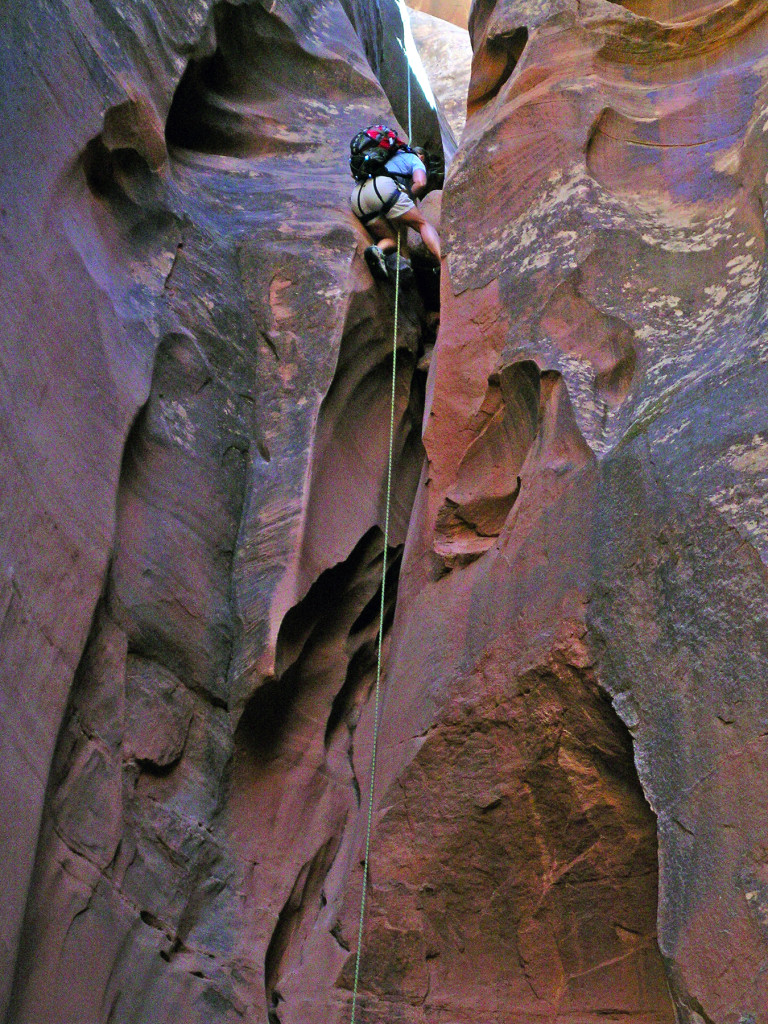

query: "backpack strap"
(383, 170), (412, 194)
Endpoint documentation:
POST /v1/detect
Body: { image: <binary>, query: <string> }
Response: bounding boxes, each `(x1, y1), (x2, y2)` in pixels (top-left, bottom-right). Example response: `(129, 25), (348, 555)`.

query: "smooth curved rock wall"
(4, 0), (768, 1022)
(0, 0), (438, 1019)
(409, 8), (473, 142)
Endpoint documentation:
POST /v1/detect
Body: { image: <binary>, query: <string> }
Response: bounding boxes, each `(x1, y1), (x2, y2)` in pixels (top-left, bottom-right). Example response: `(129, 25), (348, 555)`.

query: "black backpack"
(350, 124), (410, 182)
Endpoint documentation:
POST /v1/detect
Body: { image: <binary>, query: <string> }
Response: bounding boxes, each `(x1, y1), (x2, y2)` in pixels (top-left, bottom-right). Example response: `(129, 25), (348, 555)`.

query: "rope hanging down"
(348, 233), (402, 1024)
(349, 56), (412, 1023)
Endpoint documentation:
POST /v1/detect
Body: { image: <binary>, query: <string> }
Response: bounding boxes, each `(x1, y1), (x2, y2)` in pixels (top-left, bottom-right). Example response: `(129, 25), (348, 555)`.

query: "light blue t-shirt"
(385, 152), (426, 178)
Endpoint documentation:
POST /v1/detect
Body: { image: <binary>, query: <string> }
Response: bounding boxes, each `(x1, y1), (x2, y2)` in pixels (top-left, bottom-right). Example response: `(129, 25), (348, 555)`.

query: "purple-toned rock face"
(1, 0), (441, 1020)
(3, 0), (768, 1022)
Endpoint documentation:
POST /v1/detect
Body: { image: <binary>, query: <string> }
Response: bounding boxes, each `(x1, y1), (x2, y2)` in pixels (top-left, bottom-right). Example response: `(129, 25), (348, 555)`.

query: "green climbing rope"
(349, 50), (414, 1020)
(348, 233), (402, 1024)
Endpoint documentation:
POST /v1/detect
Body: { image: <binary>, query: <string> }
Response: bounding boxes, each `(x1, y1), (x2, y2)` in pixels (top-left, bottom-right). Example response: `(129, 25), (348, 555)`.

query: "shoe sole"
(364, 247), (389, 282)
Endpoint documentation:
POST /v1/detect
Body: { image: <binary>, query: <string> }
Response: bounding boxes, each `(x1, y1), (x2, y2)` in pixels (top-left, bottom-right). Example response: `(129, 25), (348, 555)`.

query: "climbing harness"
(352, 176), (404, 226)
(348, 235), (403, 1024)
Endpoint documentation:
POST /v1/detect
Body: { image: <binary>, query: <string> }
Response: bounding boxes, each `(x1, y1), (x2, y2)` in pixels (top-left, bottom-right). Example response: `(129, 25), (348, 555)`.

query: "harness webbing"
(348, 233), (402, 1024)
(356, 177), (402, 225)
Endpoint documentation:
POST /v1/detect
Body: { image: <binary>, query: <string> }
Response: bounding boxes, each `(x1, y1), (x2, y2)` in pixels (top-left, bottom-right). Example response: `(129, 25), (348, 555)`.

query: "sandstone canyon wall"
(407, 0), (472, 31)
(409, 8), (473, 141)
(2, 0), (768, 1023)
(373, 0), (768, 1021)
(0, 0), (441, 1020)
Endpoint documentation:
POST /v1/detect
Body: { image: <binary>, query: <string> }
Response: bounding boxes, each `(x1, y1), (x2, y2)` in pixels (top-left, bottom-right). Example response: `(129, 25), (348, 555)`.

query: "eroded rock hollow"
(2, 0), (768, 1022)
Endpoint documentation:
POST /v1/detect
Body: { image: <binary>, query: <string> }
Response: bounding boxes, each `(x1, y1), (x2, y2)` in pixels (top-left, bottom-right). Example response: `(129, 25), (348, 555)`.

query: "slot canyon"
(2, 0), (768, 1022)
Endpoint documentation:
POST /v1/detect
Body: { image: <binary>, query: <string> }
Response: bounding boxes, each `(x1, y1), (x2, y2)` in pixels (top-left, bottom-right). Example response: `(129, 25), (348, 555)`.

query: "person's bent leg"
(394, 207), (441, 262)
(362, 217), (398, 281)
(418, 220), (441, 261)
(368, 217), (398, 253)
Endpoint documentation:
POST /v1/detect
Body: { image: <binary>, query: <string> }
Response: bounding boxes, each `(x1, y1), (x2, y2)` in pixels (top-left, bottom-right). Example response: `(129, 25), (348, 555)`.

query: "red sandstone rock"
(376, 0), (768, 1020)
(407, 0), (472, 31)
(409, 9), (473, 142)
(4, 0), (768, 1022)
(1, 0), (438, 1020)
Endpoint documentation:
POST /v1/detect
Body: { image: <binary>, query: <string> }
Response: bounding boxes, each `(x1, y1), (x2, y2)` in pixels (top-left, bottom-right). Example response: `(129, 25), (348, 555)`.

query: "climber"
(350, 141), (441, 283)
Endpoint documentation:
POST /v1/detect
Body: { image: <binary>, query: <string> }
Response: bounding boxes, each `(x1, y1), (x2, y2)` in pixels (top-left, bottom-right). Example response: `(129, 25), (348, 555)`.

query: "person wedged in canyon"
(350, 127), (441, 284)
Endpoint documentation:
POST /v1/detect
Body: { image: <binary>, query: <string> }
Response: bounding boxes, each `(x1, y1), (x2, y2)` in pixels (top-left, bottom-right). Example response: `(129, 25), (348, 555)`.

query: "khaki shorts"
(350, 176), (415, 222)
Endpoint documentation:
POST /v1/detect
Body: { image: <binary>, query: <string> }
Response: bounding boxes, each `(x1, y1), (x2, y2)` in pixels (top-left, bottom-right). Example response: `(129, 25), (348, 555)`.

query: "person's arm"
(410, 168), (428, 197)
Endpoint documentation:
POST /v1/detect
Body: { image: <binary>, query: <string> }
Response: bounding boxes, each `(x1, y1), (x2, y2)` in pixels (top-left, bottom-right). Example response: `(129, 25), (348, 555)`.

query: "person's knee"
(395, 207), (425, 229)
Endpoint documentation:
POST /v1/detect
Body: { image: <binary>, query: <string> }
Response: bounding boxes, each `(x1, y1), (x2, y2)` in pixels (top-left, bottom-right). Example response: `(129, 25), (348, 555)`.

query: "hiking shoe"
(384, 251), (415, 286)
(364, 245), (389, 282)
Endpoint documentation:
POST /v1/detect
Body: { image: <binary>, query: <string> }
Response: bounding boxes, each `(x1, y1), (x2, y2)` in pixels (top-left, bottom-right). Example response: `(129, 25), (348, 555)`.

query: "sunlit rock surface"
(409, 8), (473, 141)
(407, 0), (472, 30)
